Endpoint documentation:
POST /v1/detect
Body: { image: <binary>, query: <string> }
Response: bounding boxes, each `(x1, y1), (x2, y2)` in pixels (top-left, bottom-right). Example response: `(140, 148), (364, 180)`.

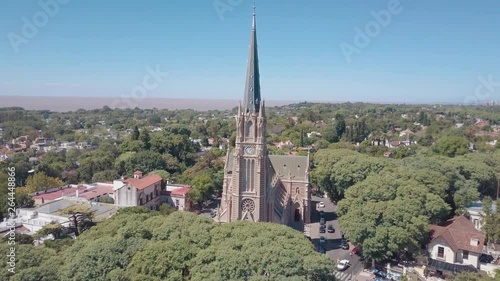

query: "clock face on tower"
(245, 146), (255, 155)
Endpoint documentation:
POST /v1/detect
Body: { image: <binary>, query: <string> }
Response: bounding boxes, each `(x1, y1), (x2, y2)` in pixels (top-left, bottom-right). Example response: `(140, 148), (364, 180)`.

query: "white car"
(336, 259), (350, 271)
(318, 202), (325, 208)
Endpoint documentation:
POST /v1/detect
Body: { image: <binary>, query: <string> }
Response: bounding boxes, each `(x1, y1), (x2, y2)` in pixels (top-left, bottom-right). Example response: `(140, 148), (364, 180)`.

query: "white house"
(112, 171), (162, 210)
(161, 184), (192, 211)
(168, 186), (191, 211)
(427, 216), (486, 274)
(466, 201), (497, 231)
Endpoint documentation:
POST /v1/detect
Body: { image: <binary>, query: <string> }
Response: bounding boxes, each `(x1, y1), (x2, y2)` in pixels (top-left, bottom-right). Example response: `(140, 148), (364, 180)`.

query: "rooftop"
(33, 199), (121, 221)
(466, 200), (497, 213)
(170, 186), (191, 197)
(77, 184), (114, 200)
(429, 215), (486, 253)
(123, 174), (162, 190)
(32, 186), (87, 201)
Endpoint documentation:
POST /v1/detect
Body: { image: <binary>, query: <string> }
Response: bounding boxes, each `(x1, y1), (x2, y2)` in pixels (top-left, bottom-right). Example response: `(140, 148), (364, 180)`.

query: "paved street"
(308, 196), (364, 281)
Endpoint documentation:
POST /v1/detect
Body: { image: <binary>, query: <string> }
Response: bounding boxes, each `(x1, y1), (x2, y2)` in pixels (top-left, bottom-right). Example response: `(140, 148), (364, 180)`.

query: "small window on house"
(175, 199), (179, 206)
(437, 247), (444, 258)
(463, 250), (469, 260)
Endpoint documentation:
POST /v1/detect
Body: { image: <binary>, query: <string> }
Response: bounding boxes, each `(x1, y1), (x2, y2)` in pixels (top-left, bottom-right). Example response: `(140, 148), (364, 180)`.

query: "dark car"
(319, 225), (326, 233)
(327, 224), (334, 233)
(319, 236), (326, 244)
(340, 239), (349, 250)
(320, 217), (325, 225)
(319, 210), (324, 217)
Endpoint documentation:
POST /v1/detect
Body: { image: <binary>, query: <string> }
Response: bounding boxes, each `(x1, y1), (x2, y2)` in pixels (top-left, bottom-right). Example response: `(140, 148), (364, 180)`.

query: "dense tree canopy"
(1, 211), (334, 281)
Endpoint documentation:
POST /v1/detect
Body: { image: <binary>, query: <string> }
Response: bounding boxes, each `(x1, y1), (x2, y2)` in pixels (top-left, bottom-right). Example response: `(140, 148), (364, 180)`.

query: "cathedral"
(216, 6), (311, 227)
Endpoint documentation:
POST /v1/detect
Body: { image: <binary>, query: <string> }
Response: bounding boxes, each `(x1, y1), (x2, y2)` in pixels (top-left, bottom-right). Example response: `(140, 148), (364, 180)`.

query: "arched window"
(246, 121), (254, 138)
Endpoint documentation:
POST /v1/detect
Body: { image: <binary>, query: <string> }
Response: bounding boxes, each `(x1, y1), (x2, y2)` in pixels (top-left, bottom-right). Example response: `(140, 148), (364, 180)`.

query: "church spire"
(243, 1), (261, 113)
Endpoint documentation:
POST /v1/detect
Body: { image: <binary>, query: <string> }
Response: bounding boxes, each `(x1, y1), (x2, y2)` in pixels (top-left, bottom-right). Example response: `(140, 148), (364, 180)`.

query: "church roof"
(243, 4), (261, 113)
(225, 153), (309, 181)
(268, 155), (308, 181)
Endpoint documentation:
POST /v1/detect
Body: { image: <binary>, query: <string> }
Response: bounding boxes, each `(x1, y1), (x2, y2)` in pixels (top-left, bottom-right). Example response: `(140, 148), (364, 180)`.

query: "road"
(308, 196), (364, 281)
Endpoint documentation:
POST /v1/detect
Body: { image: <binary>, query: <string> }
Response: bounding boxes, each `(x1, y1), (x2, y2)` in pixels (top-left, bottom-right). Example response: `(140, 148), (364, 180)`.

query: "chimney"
(134, 170), (143, 179)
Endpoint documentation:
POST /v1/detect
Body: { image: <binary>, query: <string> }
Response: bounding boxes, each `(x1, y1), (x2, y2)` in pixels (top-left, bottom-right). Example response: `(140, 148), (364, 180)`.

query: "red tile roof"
(32, 186), (86, 201)
(429, 216), (485, 253)
(77, 184), (113, 200)
(124, 174), (162, 191)
(170, 186), (191, 196)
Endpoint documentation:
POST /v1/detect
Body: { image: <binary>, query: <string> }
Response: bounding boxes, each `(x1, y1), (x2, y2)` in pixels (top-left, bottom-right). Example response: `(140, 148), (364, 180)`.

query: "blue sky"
(1, 0), (499, 104)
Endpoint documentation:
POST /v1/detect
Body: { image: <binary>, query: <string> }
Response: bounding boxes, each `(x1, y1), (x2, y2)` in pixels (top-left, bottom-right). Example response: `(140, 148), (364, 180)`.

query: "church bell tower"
(229, 3), (268, 222)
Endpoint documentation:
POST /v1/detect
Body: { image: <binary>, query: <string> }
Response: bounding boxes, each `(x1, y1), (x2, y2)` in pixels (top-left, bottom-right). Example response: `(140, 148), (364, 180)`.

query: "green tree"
(23, 172), (64, 193)
(131, 125), (140, 140)
(125, 150), (166, 175)
(11, 211), (333, 280)
(432, 136), (469, 157)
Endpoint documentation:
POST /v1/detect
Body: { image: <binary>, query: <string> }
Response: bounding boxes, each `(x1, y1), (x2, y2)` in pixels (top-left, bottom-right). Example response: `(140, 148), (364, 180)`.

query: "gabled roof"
(124, 174), (162, 191)
(225, 153), (308, 181)
(429, 216), (485, 253)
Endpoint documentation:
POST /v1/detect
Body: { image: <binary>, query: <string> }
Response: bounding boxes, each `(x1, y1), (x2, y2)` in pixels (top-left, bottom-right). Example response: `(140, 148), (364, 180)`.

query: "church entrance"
(294, 203), (301, 222)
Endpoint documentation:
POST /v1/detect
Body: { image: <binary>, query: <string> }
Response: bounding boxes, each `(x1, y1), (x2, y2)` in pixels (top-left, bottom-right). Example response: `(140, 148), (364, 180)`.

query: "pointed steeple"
(243, 2), (261, 113)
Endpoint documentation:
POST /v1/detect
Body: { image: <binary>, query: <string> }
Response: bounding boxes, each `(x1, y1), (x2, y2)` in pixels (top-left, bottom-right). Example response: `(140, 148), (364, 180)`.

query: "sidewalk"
(357, 271), (373, 281)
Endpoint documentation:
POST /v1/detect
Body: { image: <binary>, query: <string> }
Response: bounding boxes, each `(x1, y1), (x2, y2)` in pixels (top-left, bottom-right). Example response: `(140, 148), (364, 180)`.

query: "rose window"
(241, 199), (256, 213)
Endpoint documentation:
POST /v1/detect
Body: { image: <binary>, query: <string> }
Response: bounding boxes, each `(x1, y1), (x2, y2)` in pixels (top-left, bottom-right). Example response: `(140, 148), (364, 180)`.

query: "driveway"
(308, 196), (364, 281)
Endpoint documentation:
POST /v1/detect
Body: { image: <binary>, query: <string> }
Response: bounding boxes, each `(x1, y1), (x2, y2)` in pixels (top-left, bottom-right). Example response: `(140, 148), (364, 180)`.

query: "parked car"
(319, 236), (326, 244)
(320, 217), (325, 225)
(327, 224), (334, 233)
(318, 202), (325, 208)
(319, 210), (324, 217)
(340, 239), (349, 250)
(336, 259), (350, 271)
(319, 225), (326, 233)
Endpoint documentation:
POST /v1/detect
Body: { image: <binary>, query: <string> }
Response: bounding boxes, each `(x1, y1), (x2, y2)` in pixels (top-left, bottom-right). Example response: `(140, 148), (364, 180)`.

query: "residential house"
(32, 185), (88, 206)
(399, 129), (415, 137)
(273, 140), (294, 149)
(161, 183), (192, 211)
(427, 216), (486, 274)
(466, 201), (497, 231)
(112, 171), (162, 210)
(169, 187), (191, 211)
(307, 131), (322, 138)
(385, 140), (416, 148)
